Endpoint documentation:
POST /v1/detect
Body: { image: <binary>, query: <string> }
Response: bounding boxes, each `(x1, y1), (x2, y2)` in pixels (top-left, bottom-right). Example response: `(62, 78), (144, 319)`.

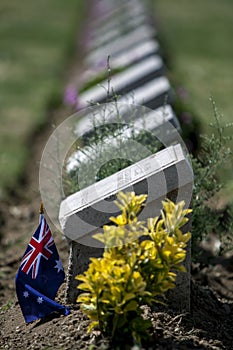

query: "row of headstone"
(59, 0), (193, 311)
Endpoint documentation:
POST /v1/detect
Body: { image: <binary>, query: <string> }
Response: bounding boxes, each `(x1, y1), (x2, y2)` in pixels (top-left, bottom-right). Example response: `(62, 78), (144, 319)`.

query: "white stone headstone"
(110, 40), (159, 68)
(91, 0), (146, 30)
(60, 144), (193, 308)
(88, 13), (147, 50)
(73, 104), (179, 141)
(86, 24), (156, 66)
(66, 107), (179, 172)
(60, 144), (192, 246)
(118, 76), (171, 108)
(79, 56), (163, 107)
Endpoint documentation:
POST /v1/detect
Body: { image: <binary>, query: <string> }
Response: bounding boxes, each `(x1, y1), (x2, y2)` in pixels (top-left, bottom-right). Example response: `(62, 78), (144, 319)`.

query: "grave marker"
(59, 144), (193, 310)
(110, 40), (160, 69)
(88, 13), (148, 50)
(66, 104), (181, 180)
(91, 0), (146, 31)
(79, 56), (164, 108)
(86, 24), (156, 66)
(73, 104), (179, 142)
(118, 76), (172, 110)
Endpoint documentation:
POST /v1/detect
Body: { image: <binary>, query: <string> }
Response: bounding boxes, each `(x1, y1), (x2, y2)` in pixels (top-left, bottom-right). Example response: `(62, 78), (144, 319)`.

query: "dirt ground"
(0, 108), (233, 350)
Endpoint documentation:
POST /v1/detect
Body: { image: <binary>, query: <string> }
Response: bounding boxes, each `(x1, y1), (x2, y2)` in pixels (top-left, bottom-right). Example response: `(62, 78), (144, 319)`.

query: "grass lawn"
(154, 0), (233, 194)
(0, 0), (85, 198)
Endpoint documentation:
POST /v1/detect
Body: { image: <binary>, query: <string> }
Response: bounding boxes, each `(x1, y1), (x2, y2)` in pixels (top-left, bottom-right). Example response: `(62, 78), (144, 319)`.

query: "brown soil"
(0, 74), (233, 350)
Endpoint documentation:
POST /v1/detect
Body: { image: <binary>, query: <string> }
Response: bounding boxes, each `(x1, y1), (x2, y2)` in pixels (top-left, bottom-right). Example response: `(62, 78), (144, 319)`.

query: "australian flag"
(15, 213), (70, 323)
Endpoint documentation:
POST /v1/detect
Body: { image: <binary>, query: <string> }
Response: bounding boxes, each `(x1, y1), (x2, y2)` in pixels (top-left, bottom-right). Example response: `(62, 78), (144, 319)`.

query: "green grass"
(154, 0), (233, 192)
(0, 0), (85, 197)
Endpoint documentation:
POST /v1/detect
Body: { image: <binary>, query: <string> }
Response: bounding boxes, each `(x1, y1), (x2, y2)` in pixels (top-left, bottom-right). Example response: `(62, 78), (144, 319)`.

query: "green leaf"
(123, 300), (138, 312)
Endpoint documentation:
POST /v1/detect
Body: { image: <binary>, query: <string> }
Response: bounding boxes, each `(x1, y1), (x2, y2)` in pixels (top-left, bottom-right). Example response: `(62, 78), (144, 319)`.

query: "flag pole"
(39, 203), (44, 215)
(39, 203), (44, 223)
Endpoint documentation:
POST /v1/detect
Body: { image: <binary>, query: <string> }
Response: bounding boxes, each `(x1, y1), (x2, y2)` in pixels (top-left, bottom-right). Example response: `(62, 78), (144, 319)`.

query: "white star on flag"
(37, 297), (43, 304)
(23, 291), (29, 298)
(54, 259), (63, 273)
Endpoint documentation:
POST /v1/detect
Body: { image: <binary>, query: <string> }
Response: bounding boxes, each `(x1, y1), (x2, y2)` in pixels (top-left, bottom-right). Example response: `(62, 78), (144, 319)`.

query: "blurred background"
(0, 0), (85, 198)
(0, 0), (232, 200)
(154, 0), (233, 197)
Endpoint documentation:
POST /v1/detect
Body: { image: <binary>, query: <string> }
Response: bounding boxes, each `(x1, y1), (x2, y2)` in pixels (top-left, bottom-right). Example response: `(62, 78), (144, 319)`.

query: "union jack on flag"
(15, 211), (70, 323)
(20, 216), (54, 279)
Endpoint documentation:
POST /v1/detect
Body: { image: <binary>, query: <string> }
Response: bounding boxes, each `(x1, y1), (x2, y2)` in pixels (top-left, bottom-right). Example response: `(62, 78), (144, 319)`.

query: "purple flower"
(63, 86), (78, 106)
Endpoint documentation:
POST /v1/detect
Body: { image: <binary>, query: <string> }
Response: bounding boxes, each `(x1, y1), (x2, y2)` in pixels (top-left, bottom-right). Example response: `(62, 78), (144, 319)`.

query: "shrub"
(191, 99), (233, 257)
(64, 125), (162, 196)
(77, 192), (191, 347)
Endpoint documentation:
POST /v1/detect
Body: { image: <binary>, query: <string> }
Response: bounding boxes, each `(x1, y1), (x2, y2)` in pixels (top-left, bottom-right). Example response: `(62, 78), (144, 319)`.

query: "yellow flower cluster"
(77, 192), (191, 343)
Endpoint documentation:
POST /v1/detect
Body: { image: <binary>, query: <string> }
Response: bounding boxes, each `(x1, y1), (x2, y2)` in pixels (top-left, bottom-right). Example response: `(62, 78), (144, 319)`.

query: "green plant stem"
(111, 253), (139, 340)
